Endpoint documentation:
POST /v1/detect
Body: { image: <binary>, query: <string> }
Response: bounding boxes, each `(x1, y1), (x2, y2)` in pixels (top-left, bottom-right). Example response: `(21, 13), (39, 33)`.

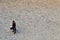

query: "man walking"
(10, 20), (16, 34)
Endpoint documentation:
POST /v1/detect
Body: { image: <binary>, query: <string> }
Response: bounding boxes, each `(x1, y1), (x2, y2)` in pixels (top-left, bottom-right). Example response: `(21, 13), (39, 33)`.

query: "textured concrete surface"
(0, 0), (60, 40)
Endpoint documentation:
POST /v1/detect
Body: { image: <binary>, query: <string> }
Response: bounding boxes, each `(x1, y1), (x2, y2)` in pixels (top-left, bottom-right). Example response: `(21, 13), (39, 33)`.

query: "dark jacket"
(12, 20), (16, 30)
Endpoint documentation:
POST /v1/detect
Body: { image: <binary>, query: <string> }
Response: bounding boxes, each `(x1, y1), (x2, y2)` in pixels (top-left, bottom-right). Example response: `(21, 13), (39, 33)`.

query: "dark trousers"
(10, 27), (16, 34)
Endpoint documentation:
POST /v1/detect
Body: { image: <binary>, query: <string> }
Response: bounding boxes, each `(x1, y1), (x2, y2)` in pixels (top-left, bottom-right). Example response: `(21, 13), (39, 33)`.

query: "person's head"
(13, 20), (15, 23)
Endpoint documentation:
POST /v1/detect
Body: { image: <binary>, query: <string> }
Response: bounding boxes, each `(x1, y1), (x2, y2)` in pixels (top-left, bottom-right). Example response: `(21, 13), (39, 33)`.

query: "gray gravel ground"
(0, 0), (60, 40)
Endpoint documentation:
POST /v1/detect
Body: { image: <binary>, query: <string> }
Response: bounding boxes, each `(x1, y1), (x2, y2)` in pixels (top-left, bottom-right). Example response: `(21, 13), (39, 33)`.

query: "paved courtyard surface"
(0, 0), (60, 40)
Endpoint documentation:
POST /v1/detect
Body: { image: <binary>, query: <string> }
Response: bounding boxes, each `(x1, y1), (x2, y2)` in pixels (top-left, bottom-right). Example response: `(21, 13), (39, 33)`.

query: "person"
(10, 20), (16, 34)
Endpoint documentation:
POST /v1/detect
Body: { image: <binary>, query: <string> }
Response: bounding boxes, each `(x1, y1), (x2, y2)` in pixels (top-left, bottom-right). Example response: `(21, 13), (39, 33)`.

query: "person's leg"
(12, 28), (14, 32)
(14, 28), (16, 34)
(11, 27), (14, 32)
(11, 26), (16, 34)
